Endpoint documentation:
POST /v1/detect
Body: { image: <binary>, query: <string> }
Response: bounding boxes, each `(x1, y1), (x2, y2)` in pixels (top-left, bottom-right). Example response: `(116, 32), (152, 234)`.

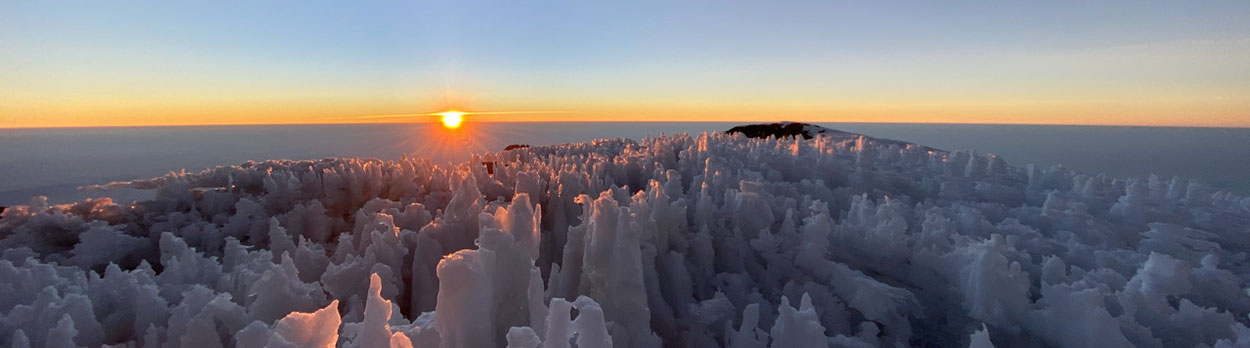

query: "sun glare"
(438, 111), (465, 129)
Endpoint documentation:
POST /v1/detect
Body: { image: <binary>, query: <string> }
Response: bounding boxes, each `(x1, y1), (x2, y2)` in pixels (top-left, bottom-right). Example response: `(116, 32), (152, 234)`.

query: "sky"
(2, 1), (1249, 128)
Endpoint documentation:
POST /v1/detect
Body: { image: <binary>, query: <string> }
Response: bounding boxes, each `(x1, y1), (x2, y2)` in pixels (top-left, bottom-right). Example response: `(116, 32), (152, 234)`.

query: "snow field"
(3, 130), (1250, 347)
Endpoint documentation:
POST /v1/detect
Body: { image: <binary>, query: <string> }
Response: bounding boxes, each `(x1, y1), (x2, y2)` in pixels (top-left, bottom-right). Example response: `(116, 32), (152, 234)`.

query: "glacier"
(2, 127), (1250, 347)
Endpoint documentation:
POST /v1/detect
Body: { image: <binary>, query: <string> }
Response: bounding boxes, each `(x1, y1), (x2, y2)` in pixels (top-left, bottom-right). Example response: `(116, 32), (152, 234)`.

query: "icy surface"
(2, 129), (1250, 347)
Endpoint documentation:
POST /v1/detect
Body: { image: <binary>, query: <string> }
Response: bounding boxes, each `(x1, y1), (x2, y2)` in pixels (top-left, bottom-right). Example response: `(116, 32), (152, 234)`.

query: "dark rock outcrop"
(725, 122), (943, 152)
(726, 122), (827, 139)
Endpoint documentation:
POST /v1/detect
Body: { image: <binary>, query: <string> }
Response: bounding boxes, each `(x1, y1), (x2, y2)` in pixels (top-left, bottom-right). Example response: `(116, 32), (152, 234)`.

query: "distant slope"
(725, 121), (944, 152)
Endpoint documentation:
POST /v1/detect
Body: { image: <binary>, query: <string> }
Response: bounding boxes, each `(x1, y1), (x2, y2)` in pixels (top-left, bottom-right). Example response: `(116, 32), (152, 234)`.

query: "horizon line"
(3, 120), (1249, 130)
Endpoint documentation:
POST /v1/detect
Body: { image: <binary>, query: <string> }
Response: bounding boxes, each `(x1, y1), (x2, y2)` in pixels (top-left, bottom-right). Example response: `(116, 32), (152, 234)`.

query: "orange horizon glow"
(3, 99), (1249, 129)
(4, 81), (1249, 129)
(3, 85), (1249, 129)
(4, 117), (1249, 129)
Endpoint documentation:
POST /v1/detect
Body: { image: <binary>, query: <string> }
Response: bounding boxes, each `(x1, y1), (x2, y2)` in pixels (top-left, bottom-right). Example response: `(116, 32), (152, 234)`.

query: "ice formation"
(3, 127), (1250, 347)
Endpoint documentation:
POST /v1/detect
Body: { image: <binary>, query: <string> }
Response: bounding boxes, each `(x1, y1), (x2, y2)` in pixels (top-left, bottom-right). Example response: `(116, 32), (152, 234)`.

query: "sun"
(437, 111), (465, 129)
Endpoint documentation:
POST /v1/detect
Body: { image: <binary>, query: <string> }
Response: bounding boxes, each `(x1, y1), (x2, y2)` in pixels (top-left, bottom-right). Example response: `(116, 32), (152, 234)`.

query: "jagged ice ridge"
(3, 129), (1250, 347)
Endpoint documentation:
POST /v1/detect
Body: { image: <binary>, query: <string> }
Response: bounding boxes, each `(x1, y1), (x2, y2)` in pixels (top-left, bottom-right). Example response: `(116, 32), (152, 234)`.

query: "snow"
(2, 128), (1250, 347)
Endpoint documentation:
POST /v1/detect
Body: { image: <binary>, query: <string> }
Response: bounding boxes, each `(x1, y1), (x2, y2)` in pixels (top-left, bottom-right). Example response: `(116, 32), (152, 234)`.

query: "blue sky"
(2, 1), (1248, 126)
